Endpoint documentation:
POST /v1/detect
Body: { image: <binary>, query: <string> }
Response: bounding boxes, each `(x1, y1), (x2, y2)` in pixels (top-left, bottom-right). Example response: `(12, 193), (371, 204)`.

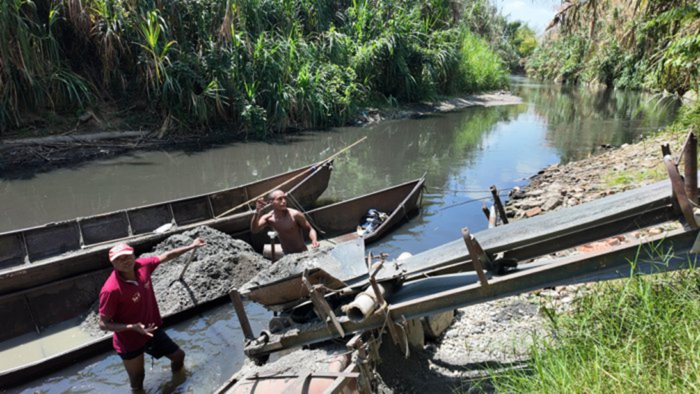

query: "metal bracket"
(461, 228), (490, 285)
(303, 270), (346, 337)
(229, 289), (255, 341)
(663, 155), (698, 229)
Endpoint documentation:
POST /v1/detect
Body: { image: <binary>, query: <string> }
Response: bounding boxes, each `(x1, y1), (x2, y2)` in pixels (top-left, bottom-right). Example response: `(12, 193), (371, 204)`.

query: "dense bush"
(0, 0), (509, 135)
(527, 0), (700, 94)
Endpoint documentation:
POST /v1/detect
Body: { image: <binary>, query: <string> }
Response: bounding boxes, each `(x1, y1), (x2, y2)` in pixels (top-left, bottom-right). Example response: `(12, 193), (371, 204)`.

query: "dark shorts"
(118, 329), (180, 361)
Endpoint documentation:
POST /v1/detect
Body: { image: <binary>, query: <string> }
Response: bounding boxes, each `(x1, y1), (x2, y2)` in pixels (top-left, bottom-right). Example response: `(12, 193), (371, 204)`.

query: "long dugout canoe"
(0, 163), (332, 343)
(0, 162), (333, 296)
(0, 178), (424, 388)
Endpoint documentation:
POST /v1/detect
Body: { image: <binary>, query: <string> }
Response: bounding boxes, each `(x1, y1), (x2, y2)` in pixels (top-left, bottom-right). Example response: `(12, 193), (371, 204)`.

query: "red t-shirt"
(98, 257), (163, 353)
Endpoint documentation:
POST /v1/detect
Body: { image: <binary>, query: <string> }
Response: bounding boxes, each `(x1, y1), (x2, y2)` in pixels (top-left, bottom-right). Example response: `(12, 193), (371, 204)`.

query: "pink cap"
(109, 243), (134, 262)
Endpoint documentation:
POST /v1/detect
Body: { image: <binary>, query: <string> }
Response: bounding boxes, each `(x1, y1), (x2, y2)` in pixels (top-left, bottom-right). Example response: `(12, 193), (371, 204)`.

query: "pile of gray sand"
(80, 226), (268, 336)
(233, 346), (347, 380)
(240, 246), (337, 290)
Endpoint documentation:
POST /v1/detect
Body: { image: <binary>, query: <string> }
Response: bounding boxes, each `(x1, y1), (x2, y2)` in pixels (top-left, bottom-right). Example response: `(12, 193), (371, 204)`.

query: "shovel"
(169, 249), (197, 286)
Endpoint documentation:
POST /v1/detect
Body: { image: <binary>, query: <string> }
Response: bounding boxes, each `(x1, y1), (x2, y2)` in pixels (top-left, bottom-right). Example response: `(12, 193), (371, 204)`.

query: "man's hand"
(130, 323), (157, 337)
(255, 198), (266, 214)
(191, 238), (206, 248)
(311, 240), (320, 248)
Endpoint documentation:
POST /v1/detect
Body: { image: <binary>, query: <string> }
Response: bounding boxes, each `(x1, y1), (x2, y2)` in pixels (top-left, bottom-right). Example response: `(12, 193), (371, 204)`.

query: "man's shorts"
(118, 329), (180, 361)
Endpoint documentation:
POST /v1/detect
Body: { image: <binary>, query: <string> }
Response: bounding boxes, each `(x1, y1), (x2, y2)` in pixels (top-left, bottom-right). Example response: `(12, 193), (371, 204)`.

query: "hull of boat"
(0, 164), (332, 343)
(250, 177), (425, 250)
(0, 163), (332, 296)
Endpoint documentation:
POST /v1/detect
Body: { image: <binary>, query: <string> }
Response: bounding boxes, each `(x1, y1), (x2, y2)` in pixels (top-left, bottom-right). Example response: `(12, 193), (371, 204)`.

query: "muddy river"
(1, 77), (678, 393)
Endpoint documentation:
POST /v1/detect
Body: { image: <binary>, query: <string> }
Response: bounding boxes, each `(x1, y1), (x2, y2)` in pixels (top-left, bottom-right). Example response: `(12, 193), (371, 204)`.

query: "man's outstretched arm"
(158, 238), (205, 263)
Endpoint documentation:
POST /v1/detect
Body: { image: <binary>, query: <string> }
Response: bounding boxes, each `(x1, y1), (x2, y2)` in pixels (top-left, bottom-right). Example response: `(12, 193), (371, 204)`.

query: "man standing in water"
(99, 238), (205, 392)
(251, 189), (319, 254)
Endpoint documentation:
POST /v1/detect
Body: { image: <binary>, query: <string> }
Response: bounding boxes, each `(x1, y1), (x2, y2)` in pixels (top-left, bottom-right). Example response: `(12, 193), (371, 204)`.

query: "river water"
(3, 78), (679, 393)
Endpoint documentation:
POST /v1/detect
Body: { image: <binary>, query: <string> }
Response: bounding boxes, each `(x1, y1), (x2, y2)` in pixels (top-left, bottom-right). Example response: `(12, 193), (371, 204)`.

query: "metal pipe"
(490, 185), (509, 224)
(344, 281), (396, 322)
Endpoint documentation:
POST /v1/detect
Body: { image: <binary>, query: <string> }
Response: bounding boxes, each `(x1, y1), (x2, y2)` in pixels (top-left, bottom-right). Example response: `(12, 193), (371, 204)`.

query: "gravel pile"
(241, 246), (337, 290)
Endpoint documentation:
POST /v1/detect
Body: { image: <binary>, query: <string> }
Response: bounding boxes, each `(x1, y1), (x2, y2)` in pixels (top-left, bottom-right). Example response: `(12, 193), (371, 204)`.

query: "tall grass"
(0, 0), (510, 136)
(529, 0), (700, 94)
(491, 252), (700, 393)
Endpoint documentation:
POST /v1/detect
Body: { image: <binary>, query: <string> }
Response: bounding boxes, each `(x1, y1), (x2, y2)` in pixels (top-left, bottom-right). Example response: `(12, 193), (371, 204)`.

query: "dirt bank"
(81, 226), (268, 336)
(0, 92), (521, 176)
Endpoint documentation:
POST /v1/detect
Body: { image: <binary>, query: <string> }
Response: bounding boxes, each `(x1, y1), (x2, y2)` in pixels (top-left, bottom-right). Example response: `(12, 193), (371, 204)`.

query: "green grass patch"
(489, 253), (700, 393)
(603, 164), (666, 189)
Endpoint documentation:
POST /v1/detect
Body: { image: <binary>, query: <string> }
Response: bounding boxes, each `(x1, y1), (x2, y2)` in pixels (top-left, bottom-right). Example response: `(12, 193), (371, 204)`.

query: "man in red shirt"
(99, 238), (205, 392)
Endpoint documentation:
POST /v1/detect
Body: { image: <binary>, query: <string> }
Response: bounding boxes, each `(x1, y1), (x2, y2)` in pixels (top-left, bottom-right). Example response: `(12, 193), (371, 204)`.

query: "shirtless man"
(251, 189), (319, 254)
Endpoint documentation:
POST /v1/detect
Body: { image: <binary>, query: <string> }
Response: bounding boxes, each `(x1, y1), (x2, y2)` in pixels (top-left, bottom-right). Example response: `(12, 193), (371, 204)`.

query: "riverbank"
(0, 92), (520, 176)
(227, 126), (691, 392)
(372, 129), (690, 392)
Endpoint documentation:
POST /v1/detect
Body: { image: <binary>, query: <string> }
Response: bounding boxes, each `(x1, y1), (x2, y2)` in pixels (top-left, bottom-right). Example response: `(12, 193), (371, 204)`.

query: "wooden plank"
(79, 212), (130, 245)
(0, 233), (25, 270)
(24, 222), (81, 262)
(127, 205), (172, 235)
(171, 197), (212, 226)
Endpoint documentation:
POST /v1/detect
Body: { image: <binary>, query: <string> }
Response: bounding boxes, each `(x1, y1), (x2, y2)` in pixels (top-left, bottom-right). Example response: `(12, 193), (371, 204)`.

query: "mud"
(241, 246), (337, 290)
(80, 226), (268, 336)
(234, 346), (347, 379)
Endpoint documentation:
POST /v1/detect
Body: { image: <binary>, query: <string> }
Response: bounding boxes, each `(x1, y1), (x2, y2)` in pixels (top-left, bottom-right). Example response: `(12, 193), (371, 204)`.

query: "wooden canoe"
(250, 176), (425, 251)
(0, 162), (333, 296)
(0, 163), (332, 344)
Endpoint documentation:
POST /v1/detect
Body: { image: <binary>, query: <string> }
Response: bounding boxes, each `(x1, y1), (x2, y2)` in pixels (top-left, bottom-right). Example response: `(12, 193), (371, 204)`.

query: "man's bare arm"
(294, 211), (319, 248)
(158, 238), (205, 263)
(251, 198), (269, 234)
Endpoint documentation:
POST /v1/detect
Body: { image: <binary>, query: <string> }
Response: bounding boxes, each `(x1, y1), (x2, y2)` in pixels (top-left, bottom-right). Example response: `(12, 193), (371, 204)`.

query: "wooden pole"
(230, 289), (255, 340)
(684, 133), (697, 205)
(215, 137), (367, 219)
(490, 185), (509, 224)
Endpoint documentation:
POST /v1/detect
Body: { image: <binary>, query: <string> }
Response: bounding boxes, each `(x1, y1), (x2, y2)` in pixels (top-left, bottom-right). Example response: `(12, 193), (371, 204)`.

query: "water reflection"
(514, 76), (680, 163)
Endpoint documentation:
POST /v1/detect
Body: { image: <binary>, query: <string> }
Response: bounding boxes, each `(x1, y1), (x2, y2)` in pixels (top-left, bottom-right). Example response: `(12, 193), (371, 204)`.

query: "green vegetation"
(528, 0), (700, 94)
(460, 0), (538, 72)
(0, 0), (511, 136)
(491, 257), (700, 393)
(603, 164), (665, 188)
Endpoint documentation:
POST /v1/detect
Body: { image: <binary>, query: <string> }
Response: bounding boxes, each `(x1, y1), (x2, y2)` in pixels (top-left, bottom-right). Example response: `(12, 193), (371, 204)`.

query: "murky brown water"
(1, 78), (679, 392)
